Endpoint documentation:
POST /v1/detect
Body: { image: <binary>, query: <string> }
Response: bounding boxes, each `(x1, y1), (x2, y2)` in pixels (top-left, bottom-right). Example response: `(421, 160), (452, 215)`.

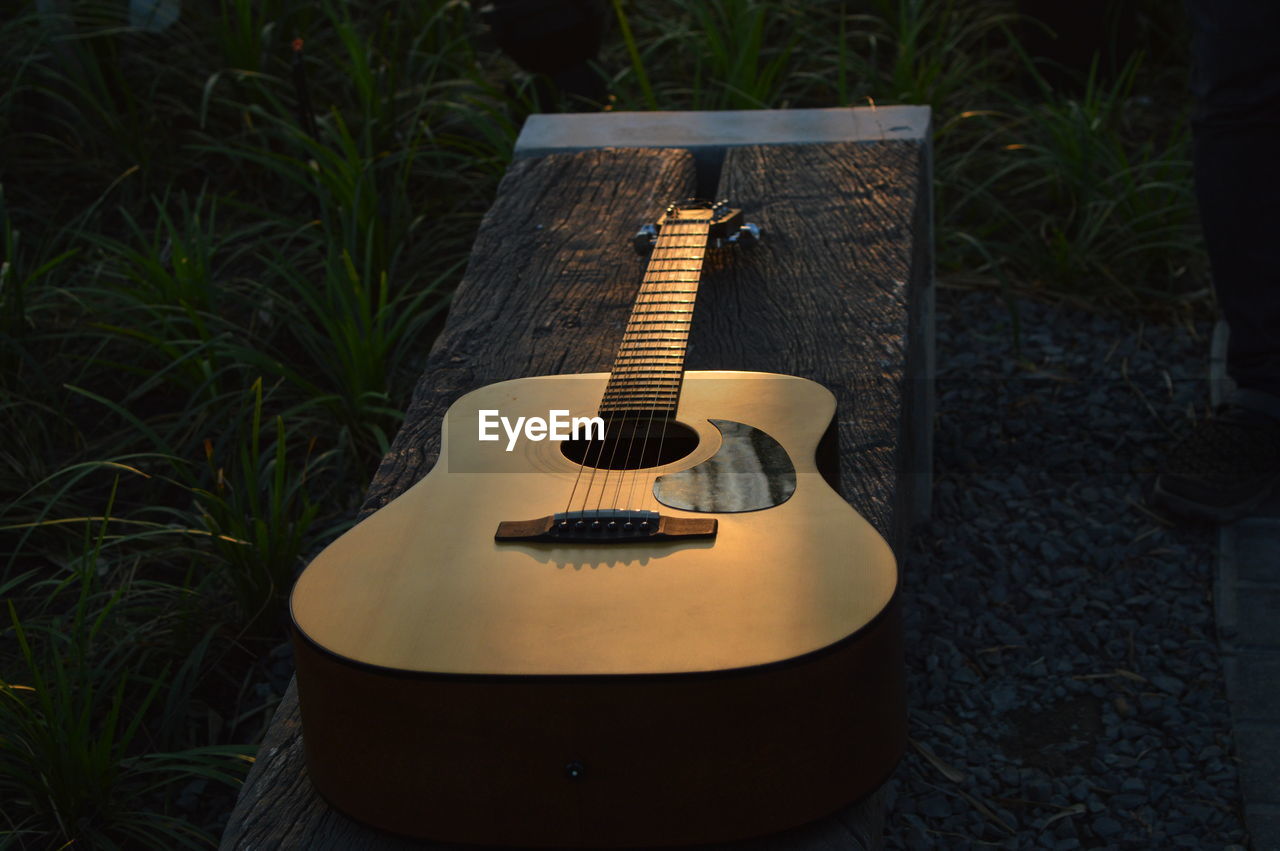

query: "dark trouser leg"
(1185, 0), (1280, 411)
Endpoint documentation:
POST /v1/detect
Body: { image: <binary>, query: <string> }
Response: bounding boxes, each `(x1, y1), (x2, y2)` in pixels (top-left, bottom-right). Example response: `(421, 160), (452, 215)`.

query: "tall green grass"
(0, 0), (1202, 846)
(2, 484), (251, 848)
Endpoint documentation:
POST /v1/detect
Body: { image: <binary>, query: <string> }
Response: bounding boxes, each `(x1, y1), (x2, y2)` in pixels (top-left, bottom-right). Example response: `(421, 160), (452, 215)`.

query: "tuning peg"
(728, 222), (761, 248)
(632, 223), (659, 254)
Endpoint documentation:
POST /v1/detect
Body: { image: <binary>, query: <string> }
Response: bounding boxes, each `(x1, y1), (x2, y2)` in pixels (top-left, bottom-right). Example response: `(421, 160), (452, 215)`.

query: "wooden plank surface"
(221, 139), (929, 850)
(708, 140), (932, 549)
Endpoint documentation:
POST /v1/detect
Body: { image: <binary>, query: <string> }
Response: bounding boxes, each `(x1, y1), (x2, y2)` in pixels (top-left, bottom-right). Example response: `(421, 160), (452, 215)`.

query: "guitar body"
(291, 370), (905, 847)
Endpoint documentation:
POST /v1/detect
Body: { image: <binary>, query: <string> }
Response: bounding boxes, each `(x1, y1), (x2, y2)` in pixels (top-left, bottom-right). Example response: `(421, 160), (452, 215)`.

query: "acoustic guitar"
(289, 200), (905, 847)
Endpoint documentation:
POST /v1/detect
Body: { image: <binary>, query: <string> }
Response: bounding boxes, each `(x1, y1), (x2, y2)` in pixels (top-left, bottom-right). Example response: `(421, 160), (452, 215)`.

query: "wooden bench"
(220, 106), (933, 850)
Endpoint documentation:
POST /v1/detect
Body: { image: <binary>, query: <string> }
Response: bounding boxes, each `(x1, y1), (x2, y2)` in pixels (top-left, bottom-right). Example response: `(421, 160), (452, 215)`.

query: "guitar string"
(641, 221), (706, 514)
(621, 220), (705, 515)
(563, 221), (697, 518)
(613, 234), (686, 516)
(561, 216), (708, 522)
(561, 240), (676, 518)
(587, 247), (664, 517)
(619, 221), (706, 516)
(602, 221), (703, 517)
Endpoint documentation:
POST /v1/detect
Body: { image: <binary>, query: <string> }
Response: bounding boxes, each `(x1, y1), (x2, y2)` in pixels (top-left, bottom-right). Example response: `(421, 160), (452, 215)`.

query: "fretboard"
(599, 214), (712, 417)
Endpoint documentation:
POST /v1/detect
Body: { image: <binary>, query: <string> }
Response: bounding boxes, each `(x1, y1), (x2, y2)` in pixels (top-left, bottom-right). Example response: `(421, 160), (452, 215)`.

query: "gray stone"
(515, 106), (931, 155)
(1092, 816), (1123, 837)
(919, 795), (951, 818)
(514, 106), (932, 200)
(1151, 674), (1186, 695)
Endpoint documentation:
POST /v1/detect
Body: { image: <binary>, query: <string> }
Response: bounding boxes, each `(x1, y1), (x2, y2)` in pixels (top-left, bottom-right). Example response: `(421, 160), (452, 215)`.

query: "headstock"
(632, 199), (761, 254)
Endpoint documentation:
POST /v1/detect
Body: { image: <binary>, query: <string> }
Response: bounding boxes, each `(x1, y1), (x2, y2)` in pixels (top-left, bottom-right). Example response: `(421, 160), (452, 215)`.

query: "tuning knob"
(632, 223), (659, 254)
(729, 222), (761, 247)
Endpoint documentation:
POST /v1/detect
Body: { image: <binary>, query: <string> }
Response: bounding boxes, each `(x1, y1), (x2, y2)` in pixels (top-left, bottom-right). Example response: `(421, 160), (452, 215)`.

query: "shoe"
(1150, 405), (1280, 523)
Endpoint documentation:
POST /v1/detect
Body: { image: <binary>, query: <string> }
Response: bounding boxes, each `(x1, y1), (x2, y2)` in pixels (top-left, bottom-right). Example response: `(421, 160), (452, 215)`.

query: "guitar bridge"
(495, 510), (716, 543)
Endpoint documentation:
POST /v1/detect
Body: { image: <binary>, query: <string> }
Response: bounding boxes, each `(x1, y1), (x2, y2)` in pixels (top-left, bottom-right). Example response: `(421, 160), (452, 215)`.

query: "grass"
(0, 0), (1203, 846)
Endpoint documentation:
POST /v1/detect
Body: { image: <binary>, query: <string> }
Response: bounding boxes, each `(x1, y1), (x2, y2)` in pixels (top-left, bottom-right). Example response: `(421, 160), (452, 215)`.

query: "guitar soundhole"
(560, 418), (699, 470)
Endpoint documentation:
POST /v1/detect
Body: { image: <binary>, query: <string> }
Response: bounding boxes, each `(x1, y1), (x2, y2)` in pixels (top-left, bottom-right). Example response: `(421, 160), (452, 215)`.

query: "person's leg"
(1151, 1), (1280, 522)
(1186, 0), (1280, 405)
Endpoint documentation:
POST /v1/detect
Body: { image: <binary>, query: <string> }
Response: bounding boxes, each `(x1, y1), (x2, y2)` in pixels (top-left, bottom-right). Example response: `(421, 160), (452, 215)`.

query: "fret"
(607, 379), (682, 386)
(609, 370), (684, 376)
(613, 356), (684, 361)
(601, 396), (680, 404)
(614, 354), (684, 360)
(610, 368), (683, 374)
(613, 362), (684, 368)
(609, 364), (683, 370)
(601, 398), (680, 406)
(596, 211), (714, 418)
(619, 345), (688, 351)
(604, 379), (683, 386)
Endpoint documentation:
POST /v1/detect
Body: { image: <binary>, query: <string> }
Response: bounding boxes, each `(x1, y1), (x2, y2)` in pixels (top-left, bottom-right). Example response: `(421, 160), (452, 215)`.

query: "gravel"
(883, 287), (1247, 849)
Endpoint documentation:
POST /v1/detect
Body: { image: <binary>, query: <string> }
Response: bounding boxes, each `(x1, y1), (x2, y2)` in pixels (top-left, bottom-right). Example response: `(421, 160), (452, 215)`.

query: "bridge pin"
(591, 520), (601, 529)
(607, 521), (617, 530)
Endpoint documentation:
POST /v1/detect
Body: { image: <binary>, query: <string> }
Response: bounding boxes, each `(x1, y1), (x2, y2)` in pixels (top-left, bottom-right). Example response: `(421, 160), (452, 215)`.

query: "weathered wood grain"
(708, 140), (933, 550)
(221, 138), (930, 850)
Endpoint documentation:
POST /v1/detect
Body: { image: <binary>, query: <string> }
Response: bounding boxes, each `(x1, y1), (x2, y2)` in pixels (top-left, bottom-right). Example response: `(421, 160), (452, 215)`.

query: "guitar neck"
(599, 215), (713, 418)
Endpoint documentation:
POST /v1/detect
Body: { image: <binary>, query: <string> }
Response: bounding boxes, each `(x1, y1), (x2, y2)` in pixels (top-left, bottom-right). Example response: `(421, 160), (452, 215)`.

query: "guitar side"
(289, 370), (905, 845)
